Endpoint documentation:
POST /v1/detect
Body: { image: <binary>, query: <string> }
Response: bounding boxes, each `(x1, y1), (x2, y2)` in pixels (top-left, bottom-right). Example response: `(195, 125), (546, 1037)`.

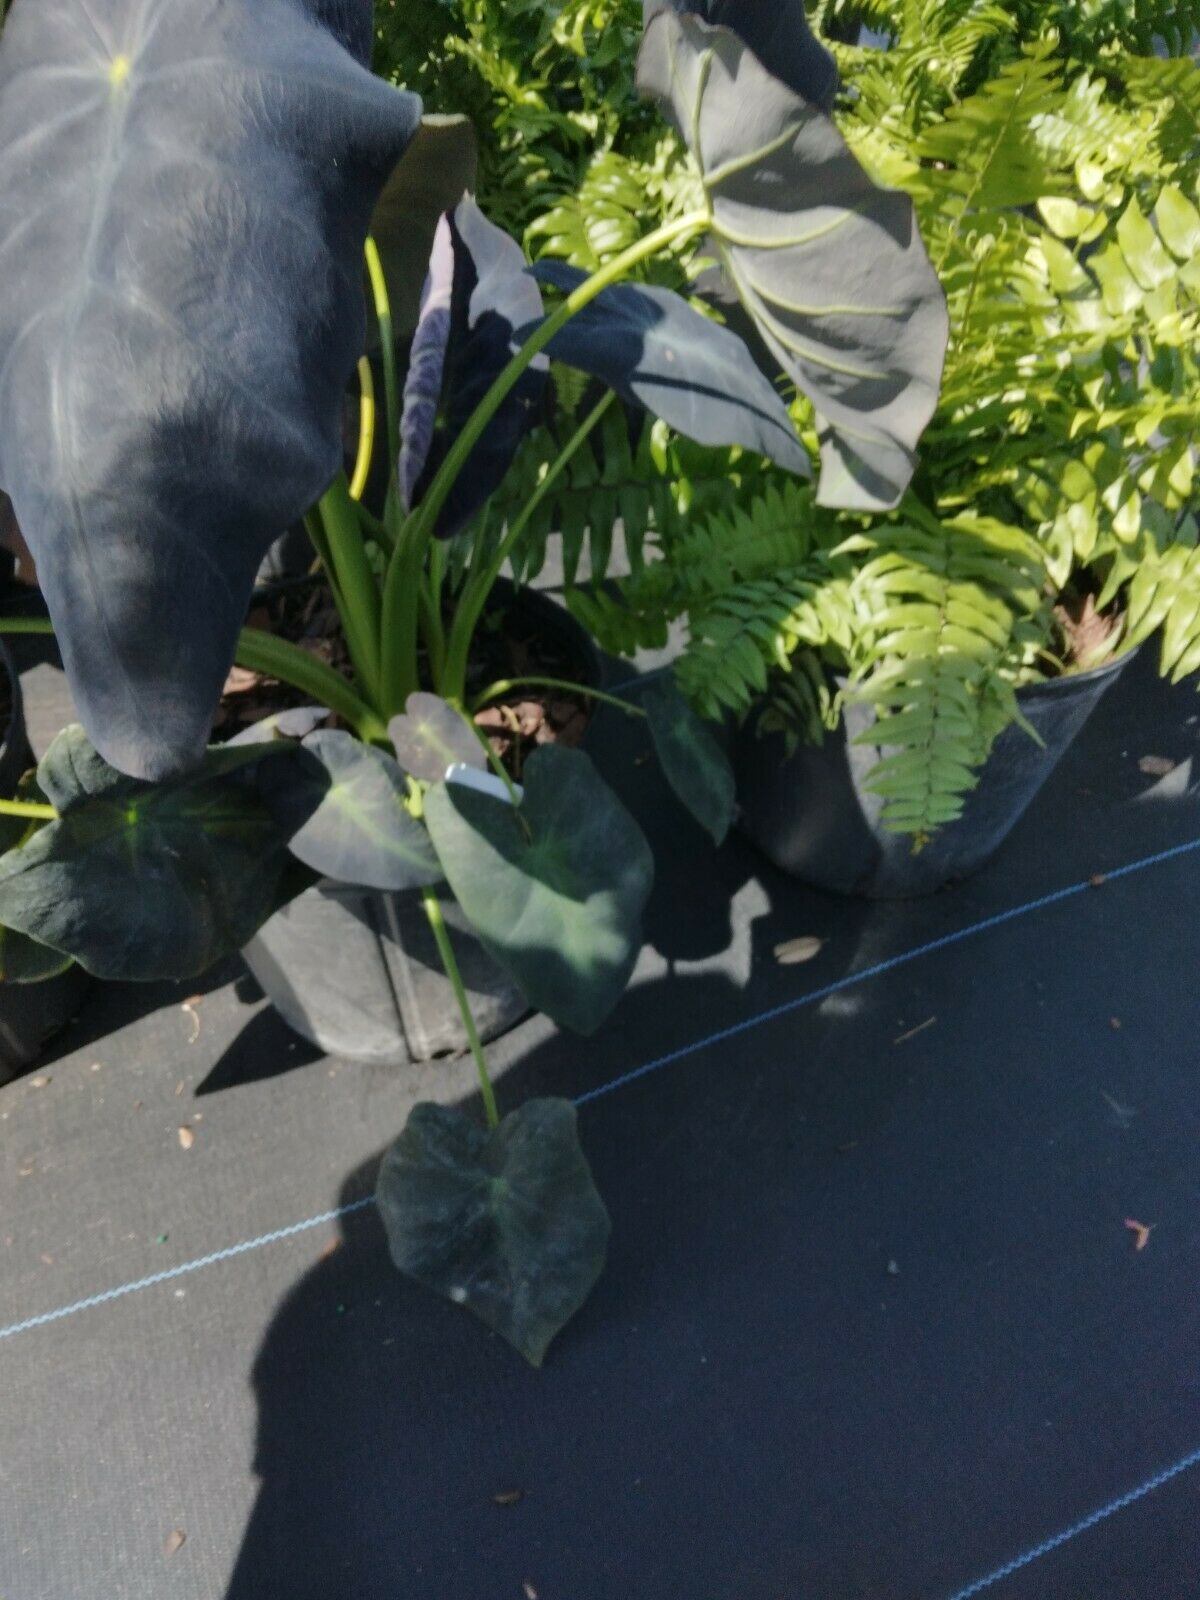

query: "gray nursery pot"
(241, 882), (529, 1066)
(736, 650), (1136, 899)
(242, 583), (604, 1064)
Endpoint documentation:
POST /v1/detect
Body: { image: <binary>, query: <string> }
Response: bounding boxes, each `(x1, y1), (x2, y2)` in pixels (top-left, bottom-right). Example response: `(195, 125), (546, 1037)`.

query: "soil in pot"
(233, 577), (604, 1065)
(215, 575), (595, 766)
(736, 620), (1136, 899)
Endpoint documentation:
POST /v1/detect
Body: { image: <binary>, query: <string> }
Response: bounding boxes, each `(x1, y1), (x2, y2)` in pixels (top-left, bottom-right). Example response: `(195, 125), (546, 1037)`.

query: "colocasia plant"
(0, 0), (948, 1359)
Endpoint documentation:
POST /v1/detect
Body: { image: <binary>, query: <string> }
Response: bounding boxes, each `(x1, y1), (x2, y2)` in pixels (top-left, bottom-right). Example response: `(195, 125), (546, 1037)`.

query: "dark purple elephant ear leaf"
(400, 197), (547, 538)
(0, 0), (421, 780)
(638, 8), (948, 511)
(642, 0), (839, 112)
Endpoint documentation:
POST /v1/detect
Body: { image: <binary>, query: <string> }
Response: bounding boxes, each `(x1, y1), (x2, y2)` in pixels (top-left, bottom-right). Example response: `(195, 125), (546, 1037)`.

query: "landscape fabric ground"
(1, 644), (1199, 1599)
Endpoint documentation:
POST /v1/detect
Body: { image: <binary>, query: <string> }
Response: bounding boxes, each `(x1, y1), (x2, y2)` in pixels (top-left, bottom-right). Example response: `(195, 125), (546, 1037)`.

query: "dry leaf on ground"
(164, 1530), (187, 1558)
(1124, 1218), (1153, 1252)
(177, 1126), (195, 1151)
(774, 936), (824, 966)
(1138, 755), (1176, 777)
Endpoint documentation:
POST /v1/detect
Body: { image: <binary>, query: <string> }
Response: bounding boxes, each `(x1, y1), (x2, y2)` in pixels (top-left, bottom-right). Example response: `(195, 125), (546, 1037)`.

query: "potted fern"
(567, 5), (1200, 895)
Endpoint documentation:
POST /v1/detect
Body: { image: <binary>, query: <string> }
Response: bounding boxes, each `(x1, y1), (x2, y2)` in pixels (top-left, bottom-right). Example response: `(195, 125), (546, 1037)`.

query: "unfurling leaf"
(389, 692), (488, 783)
(376, 1099), (611, 1366)
(424, 746), (653, 1035)
(637, 9), (948, 510)
(644, 677), (737, 845)
(0, 0), (421, 779)
(400, 198), (547, 536)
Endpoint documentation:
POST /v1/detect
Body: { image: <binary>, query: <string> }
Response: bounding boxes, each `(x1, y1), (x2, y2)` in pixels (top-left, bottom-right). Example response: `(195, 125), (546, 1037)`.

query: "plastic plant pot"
(735, 650), (1137, 899)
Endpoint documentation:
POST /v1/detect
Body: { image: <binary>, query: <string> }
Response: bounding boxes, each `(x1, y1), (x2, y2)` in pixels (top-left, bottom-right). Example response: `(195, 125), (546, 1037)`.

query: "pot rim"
(1013, 639), (1140, 704)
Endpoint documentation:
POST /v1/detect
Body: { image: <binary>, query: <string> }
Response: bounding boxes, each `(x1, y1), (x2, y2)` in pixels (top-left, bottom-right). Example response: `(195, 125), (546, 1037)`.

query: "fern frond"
(677, 569), (856, 722)
(1121, 56), (1200, 166)
(844, 515), (1050, 838)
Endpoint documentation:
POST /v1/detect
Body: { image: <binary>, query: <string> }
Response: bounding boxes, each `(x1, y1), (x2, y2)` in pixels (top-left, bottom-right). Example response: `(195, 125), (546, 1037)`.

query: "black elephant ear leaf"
(637, 9), (948, 510)
(376, 1098), (611, 1366)
(0, 727), (299, 981)
(258, 730), (442, 893)
(389, 692), (487, 784)
(0, 0), (421, 781)
(642, 0), (839, 112)
(424, 745), (653, 1035)
(400, 197), (548, 538)
(528, 263), (811, 477)
(644, 677), (737, 846)
(371, 114), (479, 338)
(227, 706), (331, 747)
(0, 925), (74, 986)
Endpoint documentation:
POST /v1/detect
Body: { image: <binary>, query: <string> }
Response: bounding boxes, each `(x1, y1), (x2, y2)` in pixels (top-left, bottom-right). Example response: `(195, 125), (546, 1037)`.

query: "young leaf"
(401, 198), (548, 537)
(644, 678), (737, 845)
(389, 692), (488, 783)
(527, 265), (812, 478)
(0, 728), (296, 981)
(376, 1098), (611, 1367)
(258, 730), (441, 892)
(424, 746), (653, 1035)
(0, 0), (421, 780)
(637, 9), (948, 510)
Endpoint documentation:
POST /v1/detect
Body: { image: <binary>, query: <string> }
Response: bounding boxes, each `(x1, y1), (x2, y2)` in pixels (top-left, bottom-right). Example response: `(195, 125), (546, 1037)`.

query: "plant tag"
(444, 764), (524, 806)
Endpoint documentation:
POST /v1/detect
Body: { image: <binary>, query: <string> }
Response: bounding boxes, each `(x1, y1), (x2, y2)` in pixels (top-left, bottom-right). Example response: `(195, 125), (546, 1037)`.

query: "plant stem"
(0, 617), (54, 635)
(348, 356), (376, 502)
(421, 886), (500, 1130)
(442, 389), (618, 700)
(316, 474), (383, 705)
(0, 799), (56, 821)
(355, 499), (390, 550)
(234, 626), (387, 744)
(381, 210), (708, 711)
(470, 676), (647, 719)
(364, 237), (400, 463)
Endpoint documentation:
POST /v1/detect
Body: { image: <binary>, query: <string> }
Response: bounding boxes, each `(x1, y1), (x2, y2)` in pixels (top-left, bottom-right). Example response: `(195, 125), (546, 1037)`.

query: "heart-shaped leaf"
(0, 727), (295, 980)
(259, 730), (441, 892)
(0, 1), (421, 779)
(401, 198), (548, 537)
(424, 746), (653, 1035)
(371, 115), (480, 337)
(389, 692), (487, 783)
(643, 0), (838, 112)
(376, 1098), (611, 1366)
(644, 678), (736, 845)
(528, 264), (811, 477)
(637, 9), (947, 510)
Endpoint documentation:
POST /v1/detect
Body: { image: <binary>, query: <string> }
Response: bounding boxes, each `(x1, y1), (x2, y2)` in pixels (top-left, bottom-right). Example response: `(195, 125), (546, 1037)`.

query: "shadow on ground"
(220, 650), (1200, 1600)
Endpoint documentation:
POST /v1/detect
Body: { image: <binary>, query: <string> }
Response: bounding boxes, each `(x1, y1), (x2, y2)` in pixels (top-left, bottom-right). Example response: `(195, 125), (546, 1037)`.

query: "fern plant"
(565, 6), (1199, 839)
